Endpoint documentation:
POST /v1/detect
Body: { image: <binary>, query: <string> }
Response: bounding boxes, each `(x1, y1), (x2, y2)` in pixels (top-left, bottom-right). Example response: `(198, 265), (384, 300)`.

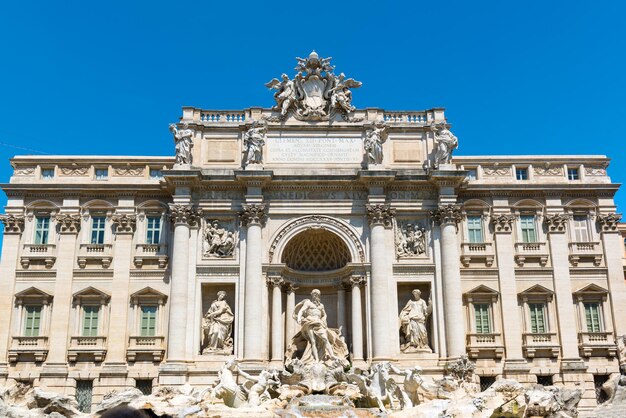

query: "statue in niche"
(364, 123), (388, 165)
(242, 121), (266, 167)
(399, 289), (432, 352)
(285, 289), (349, 369)
(203, 220), (237, 258)
(202, 291), (234, 354)
(395, 221), (426, 257)
(169, 122), (194, 165)
(431, 123), (458, 168)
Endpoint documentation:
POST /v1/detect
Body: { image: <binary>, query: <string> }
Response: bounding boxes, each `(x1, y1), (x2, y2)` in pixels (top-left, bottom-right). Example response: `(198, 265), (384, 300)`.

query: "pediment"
(463, 284), (499, 302)
(519, 284), (554, 296)
(72, 286), (110, 304)
(14, 287), (53, 304)
(573, 283), (608, 296)
(130, 287), (167, 303)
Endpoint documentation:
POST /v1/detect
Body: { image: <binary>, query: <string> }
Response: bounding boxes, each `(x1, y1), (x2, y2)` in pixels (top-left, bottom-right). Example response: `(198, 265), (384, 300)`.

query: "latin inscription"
(267, 137), (363, 164)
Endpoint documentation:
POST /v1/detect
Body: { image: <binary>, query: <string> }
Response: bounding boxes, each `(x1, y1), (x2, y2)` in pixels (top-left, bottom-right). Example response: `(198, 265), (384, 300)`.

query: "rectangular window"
(34, 216), (50, 245)
(516, 167), (528, 180)
(24, 305), (42, 337)
(572, 215), (589, 242)
(149, 168), (163, 179)
(466, 169), (477, 181)
(568, 168), (580, 180)
(95, 168), (108, 180)
(529, 303), (547, 333)
(467, 216), (484, 243)
(146, 216), (161, 244)
(140, 306), (157, 337)
(474, 304), (491, 334)
(41, 168), (54, 179)
(520, 215), (537, 243)
(82, 306), (99, 337)
(136, 379), (153, 396)
(584, 302), (602, 332)
(76, 380), (93, 413)
(90, 217), (106, 245)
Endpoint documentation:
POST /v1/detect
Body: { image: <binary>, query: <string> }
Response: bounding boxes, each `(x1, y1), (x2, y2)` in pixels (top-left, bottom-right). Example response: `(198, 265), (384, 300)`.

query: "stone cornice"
(111, 214), (137, 234)
(56, 213), (81, 234)
(490, 214), (516, 233)
(596, 213), (622, 233)
(544, 213), (572, 233)
(431, 204), (462, 227)
(0, 214), (25, 234)
(366, 204), (395, 228)
(239, 203), (267, 227)
(169, 204), (202, 227)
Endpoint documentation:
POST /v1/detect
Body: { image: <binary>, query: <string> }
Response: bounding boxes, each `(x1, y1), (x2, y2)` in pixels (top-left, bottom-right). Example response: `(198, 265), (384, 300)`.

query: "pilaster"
(597, 213), (626, 335)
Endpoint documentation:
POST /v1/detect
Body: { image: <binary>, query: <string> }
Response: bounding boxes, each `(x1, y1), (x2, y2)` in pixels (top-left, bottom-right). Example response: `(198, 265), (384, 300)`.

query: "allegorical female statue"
(243, 122), (266, 167)
(364, 124), (388, 165)
(202, 291), (234, 354)
(399, 289), (433, 352)
(169, 122), (194, 165)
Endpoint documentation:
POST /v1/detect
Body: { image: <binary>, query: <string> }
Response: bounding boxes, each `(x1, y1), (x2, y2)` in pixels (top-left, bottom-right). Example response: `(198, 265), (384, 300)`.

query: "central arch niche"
(281, 229), (351, 272)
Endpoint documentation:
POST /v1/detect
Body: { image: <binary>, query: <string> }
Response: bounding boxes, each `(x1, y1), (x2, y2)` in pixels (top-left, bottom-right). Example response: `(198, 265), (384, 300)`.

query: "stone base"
(158, 362), (189, 386)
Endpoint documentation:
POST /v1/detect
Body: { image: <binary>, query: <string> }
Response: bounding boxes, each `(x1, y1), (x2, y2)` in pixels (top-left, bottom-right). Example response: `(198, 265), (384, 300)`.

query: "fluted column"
(431, 205), (465, 358)
(350, 275), (366, 361)
(240, 204), (266, 361)
(284, 282), (297, 347)
(268, 276), (284, 361)
(366, 204), (395, 360)
(167, 205), (200, 362)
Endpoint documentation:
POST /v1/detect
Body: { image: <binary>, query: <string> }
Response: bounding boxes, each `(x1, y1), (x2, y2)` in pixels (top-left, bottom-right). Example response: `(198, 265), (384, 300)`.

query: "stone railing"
(8, 336), (49, 362)
(68, 336), (107, 362)
(460, 242), (495, 267)
(127, 336), (165, 362)
(522, 332), (560, 358)
(514, 242), (549, 267)
(382, 111), (429, 124)
(568, 242), (602, 266)
(78, 244), (113, 269)
(200, 111), (246, 123)
(466, 333), (504, 359)
(578, 331), (617, 357)
(134, 244), (168, 269)
(21, 244), (57, 269)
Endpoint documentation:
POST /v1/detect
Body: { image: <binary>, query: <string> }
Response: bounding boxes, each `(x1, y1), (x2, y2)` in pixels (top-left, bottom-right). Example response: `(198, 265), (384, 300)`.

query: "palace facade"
(0, 54), (624, 411)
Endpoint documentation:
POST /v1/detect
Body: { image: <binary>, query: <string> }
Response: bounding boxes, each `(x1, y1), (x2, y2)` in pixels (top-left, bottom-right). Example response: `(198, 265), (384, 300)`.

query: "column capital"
(596, 213), (622, 233)
(0, 214), (25, 235)
(111, 213), (136, 234)
(349, 275), (367, 288)
(56, 213), (81, 234)
(283, 281), (299, 293)
(544, 213), (571, 233)
(366, 204), (395, 228)
(490, 213), (516, 233)
(169, 204), (201, 227)
(431, 204), (462, 227)
(240, 203), (267, 227)
(266, 276), (285, 288)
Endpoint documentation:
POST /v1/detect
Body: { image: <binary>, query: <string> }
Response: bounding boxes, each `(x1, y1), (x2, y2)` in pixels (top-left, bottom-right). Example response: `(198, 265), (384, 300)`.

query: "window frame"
(94, 167), (109, 181)
(571, 213), (591, 242)
(71, 287), (110, 339)
(23, 305), (42, 337)
(519, 214), (538, 243)
(515, 167), (529, 181)
(90, 215), (107, 245)
(40, 168), (55, 180)
(466, 214), (485, 244)
(130, 287), (167, 338)
(567, 167), (580, 181)
(145, 216), (162, 245)
(33, 215), (51, 245)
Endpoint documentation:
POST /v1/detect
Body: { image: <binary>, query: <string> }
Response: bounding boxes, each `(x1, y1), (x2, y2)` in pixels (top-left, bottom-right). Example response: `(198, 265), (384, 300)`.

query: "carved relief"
(239, 204), (267, 227)
(56, 214), (81, 233)
(490, 214), (516, 233)
(585, 166), (607, 176)
(14, 167), (35, 176)
(202, 291), (234, 355)
(203, 220), (238, 258)
(366, 204), (395, 228)
(59, 167), (89, 176)
(431, 205), (462, 227)
(544, 213), (571, 232)
(114, 167), (144, 176)
(597, 213), (622, 232)
(0, 214), (25, 234)
(364, 124), (388, 165)
(394, 220), (426, 258)
(534, 166), (563, 176)
(483, 166), (511, 176)
(111, 214), (137, 234)
(169, 205), (202, 227)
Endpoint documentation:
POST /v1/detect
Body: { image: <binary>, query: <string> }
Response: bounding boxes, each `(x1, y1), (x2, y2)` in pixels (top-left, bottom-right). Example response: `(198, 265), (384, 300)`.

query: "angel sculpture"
(329, 73), (362, 114)
(432, 123), (458, 168)
(265, 74), (297, 118)
(169, 123), (194, 165)
(364, 124), (388, 165)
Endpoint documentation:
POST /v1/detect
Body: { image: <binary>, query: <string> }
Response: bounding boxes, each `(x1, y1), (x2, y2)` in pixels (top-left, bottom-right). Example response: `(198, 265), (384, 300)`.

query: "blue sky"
(0, 1), (624, 229)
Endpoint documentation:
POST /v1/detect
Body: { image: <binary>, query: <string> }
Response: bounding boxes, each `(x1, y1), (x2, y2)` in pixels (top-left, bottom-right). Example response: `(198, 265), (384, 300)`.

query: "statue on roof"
(169, 122), (194, 166)
(432, 123), (458, 168)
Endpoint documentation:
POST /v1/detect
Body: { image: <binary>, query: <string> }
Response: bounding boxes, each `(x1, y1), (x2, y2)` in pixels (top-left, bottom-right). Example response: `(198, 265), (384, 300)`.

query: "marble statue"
(169, 123), (193, 165)
(202, 291), (234, 354)
(236, 367), (281, 407)
(203, 220), (237, 258)
(388, 364), (424, 408)
(364, 124), (388, 165)
(618, 335), (626, 373)
(395, 221), (426, 257)
(285, 289), (349, 369)
(242, 122), (266, 167)
(265, 73), (297, 118)
(399, 289), (433, 352)
(329, 72), (361, 115)
(212, 359), (248, 408)
(432, 123), (458, 168)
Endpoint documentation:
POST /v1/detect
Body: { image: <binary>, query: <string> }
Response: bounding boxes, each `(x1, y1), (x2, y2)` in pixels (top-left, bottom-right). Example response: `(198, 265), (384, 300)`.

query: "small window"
(479, 376), (496, 392)
(82, 306), (99, 337)
(572, 215), (590, 242)
(516, 168), (529, 180)
(24, 305), (42, 337)
(149, 169), (163, 179)
(529, 303), (547, 333)
(568, 168), (580, 180)
(466, 169), (477, 181)
(95, 168), (108, 180)
(34, 216), (50, 245)
(136, 379), (153, 396)
(537, 375), (553, 386)
(474, 303), (491, 334)
(584, 302), (602, 332)
(140, 306), (157, 337)
(76, 380), (93, 413)
(146, 216), (161, 244)
(594, 374), (610, 404)
(467, 215), (484, 243)
(41, 168), (54, 179)
(520, 215), (537, 243)
(90, 217), (106, 245)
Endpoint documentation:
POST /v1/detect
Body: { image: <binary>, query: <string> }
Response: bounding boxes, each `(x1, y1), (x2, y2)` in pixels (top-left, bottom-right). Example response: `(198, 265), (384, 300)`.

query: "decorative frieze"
(430, 205), (462, 227)
(114, 167), (144, 176)
(169, 205), (202, 227)
(596, 213), (622, 232)
(366, 204), (395, 228)
(0, 214), (25, 234)
(56, 214), (81, 234)
(544, 213), (571, 232)
(111, 214), (137, 234)
(239, 203), (267, 227)
(203, 220), (238, 258)
(59, 166), (89, 176)
(490, 214), (516, 233)
(585, 166), (607, 176)
(14, 167), (35, 176)
(483, 166), (511, 176)
(534, 166), (563, 176)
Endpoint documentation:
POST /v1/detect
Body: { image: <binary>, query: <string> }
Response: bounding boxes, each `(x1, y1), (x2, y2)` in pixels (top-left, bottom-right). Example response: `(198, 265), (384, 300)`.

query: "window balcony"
(8, 336), (48, 363)
(67, 336), (107, 362)
(133, 244), (168, 269)
(514, 242), (549, 267)
(20, 244), (56, 269)
(77, 244), (113, 269)
(460, 242), (495, 267)
(568, 242), (602, 267)
(578, 331), (617, 358)
(127, 336), (165, 362)
(522, 332), (560, 358)
(466, 333), (505, 359)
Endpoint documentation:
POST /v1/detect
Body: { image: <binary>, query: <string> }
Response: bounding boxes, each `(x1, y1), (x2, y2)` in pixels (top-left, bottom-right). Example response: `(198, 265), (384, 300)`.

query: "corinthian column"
(167, 205), (200, 363)
(284, 282), (297, 346)
(366, 204), (395, 361)
(350, 275), (366, 361)
(240, 203), (266, 361)
(431, 205), (465, 358)
(267, 276), (284, 362)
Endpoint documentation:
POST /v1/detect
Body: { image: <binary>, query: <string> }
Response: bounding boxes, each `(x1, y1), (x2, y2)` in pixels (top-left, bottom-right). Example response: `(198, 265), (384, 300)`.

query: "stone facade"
(0, 53), (624, 412)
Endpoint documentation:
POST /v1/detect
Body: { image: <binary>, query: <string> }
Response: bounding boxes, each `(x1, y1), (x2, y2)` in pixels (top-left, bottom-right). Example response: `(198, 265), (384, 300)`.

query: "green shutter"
(584, 303), (601, 332)
(141, 306), (157, 337)
(521, 216), (537, 243)
(82, 306), (99, 337)
(467, 216), (483, 243)
(24, 306), (41, 337)
(529, 303), (546, 333)
(474, 304), (491, 334)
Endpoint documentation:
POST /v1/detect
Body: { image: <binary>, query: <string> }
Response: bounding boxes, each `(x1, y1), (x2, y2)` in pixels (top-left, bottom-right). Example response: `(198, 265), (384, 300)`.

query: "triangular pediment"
(519, 284), (554, 296)
(130, 287), (167, 303)
(573, 283), (608, 296)
(72, 286), (110, 303)
(14, 287), (53, 304)
(465, 284), (499, 295)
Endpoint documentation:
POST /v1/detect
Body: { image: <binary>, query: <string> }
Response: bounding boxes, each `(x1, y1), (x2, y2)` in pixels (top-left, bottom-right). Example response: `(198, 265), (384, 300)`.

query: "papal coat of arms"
(265, 51), (362, 122)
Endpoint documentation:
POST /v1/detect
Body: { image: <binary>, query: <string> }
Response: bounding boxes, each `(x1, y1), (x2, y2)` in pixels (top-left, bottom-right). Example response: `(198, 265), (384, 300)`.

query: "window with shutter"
(529, 303), (547, 333)
(467, 216), (484, 243)
(474, 304), (491, 334)
(82, 306), (99, 337)
(520, 215), (537, 243)
(584, 303), (602, 332)
(140, 306), (157, 336)
(573, 215), (589, 242)
(24, 305), (42, 337)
